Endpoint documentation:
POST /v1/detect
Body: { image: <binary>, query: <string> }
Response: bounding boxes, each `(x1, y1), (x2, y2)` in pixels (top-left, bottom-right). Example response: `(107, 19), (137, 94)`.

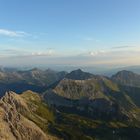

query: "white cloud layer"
(0, 46), (139, 67)
(89, 50), (106, 56)
(31, 49), (54, 56)
(0, 29), (28, 37)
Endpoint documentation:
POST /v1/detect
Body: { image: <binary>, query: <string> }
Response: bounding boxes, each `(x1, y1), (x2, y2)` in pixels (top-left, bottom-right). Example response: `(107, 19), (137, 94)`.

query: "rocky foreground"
(0, 91), (58, 140)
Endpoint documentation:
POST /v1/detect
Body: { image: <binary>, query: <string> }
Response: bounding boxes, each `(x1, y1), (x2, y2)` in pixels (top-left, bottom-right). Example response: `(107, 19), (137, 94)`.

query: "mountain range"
(1, 68), (140, 139)
(0, 68), (67, 96)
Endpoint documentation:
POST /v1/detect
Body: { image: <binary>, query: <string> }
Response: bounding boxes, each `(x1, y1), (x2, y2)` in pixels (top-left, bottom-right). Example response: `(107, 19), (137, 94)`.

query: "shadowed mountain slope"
(0, 68), (67, 96)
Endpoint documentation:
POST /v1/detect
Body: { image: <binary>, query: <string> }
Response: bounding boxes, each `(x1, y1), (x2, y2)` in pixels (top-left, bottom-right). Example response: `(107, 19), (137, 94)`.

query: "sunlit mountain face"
(0, 0), (140, 140)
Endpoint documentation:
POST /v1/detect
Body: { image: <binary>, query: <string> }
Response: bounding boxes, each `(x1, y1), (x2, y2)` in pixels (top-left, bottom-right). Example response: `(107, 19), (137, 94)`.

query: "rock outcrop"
(0, 91), (58, 140)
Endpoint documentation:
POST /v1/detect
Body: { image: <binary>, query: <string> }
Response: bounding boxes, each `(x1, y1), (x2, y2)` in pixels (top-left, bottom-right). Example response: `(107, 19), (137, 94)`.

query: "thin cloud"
(0, 48), (55, 58)
(112, 45), (136, 49)
(0, 28), (29, 37)
(84, 37), (100, 42)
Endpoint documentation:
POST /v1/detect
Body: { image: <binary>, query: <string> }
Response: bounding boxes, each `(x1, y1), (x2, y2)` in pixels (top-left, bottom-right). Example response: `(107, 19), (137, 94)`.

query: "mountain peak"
(65, 69), (94, 80)
(112, 70), (140, 87)
(75, 68), (83, 72)
(112, 70), (138, 79)
(30, 68), (42, 72)
(115, 70), (135, 75)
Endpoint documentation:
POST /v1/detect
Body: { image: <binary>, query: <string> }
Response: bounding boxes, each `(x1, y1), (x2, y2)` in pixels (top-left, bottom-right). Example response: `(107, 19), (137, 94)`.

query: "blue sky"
(0, 0), (140, 68)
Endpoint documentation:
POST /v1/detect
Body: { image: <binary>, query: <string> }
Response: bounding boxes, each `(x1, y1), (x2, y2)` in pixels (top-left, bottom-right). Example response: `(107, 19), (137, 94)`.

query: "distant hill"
(112, 70), (140, 87)
(102, 65), (140, 76)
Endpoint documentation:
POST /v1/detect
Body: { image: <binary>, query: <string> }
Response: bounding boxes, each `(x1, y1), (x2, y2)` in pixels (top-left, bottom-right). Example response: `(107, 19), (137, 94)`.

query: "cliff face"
(0, 91), (58, 140)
